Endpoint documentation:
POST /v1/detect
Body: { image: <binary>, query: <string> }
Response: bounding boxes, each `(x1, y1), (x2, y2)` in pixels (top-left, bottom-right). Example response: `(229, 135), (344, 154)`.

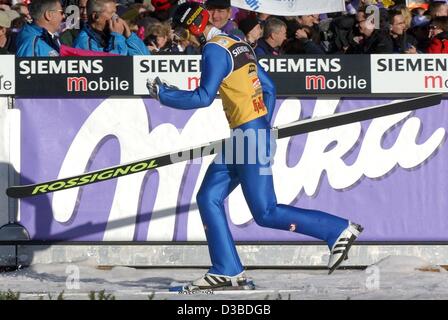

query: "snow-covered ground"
(0, 255), (447, 300)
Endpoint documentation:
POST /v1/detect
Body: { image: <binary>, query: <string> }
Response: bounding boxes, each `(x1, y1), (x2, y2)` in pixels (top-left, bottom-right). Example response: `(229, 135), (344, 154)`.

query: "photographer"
(144, 22), (178, 54)
(73, 0), (149, 55)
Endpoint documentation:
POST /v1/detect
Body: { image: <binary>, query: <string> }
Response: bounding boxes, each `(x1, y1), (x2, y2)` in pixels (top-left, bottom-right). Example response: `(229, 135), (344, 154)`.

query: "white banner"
(0, 55), (15, 95)
(371, 55), (448, 93)
(133, 56), (202, 94)
(231, 0), (346, 16)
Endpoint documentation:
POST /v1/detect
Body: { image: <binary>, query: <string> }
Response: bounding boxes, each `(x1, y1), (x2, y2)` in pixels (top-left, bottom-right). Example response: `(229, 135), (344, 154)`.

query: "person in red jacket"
(427, 16), (448, 53)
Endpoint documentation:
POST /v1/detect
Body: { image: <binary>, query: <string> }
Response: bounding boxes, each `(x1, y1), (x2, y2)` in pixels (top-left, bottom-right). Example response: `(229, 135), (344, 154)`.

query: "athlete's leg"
(196, 159), (243, 276)
(235, 117), (349, 248)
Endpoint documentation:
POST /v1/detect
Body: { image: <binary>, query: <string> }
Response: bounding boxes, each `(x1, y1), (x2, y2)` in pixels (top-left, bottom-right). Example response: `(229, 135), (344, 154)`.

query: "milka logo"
(50, 98), (445, 241)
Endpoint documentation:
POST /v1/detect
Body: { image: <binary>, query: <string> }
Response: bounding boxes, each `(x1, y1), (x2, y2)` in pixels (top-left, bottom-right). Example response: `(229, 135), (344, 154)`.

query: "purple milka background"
(15, 98), (448, 241)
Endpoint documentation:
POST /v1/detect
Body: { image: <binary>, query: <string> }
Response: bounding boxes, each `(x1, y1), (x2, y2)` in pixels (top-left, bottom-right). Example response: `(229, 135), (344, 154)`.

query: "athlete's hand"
(146, 77), (179, 100)
(146, 77), (161, 100)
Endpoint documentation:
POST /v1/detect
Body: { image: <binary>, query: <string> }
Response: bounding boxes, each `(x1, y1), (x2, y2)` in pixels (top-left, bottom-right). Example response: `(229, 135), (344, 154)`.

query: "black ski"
(6, 94), (442, 199)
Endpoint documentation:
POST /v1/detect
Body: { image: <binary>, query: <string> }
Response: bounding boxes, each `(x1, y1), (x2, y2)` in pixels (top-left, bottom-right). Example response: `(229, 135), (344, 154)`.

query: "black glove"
(146, 77), (179, 100)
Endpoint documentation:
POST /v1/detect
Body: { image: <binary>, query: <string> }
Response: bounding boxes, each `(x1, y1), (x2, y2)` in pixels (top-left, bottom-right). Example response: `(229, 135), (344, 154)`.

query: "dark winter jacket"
(351, 29), (393, 54)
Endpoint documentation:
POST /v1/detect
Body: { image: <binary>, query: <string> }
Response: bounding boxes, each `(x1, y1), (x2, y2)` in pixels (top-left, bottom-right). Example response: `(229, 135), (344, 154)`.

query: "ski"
(6, 94), (442, 199)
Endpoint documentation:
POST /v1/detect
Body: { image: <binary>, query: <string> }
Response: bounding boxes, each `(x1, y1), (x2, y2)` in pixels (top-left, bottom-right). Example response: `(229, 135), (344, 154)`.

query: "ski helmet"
(172, 2), (210, 37)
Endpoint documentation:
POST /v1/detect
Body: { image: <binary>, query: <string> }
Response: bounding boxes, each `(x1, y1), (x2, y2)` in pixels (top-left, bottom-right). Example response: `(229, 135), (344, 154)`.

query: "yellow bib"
(206, 35), (267, 128)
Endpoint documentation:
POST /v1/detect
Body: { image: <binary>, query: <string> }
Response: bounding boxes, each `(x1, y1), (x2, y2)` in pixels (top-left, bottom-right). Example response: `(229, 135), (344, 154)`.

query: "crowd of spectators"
(0, 0), (447, 56)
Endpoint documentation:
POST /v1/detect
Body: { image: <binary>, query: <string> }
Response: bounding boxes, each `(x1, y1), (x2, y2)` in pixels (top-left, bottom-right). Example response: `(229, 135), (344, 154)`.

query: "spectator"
(427, 15), (448, 52)
(144, 21), (178, 53)
(297, 15), (314, 28)
(0, 10), (11, 54)
(74, 0), (149, 55)
(427, 1), (448, 19)
(409, 14), (431, 52)
(150, 0), (175, 22)
(351, 12), (394, 53)
(254, 17), (287, 57)
(16, 0), (65, 56)
(3, 7), (20, 26)
(327, 14), (358, 53)
(121, 4), (153, 40)
(205, 0), (238, 34)
(11, 3), (32, 22)
(283, 25), (325, 54)
(172, 26), (201, 54)
(256, 12), (270, 27)
(396, 4), (413, 30)
(238, 16), (261, 48)
(389, 9), (418, 53)
(4, 8), (22, 53)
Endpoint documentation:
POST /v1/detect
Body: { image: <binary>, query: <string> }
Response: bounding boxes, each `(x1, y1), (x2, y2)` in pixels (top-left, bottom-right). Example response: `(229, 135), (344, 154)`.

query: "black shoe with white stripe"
(170, 272), (255, 292)
(328, 222), (364, 275)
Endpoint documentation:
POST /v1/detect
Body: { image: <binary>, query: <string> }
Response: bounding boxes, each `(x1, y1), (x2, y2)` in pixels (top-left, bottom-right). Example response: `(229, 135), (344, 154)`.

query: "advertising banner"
(0, 55), (15, 95)
(15, 97), (448, 242)
(134, 55), (372, 96)
(133, 55), (201, 94)
(258, 55), (371, 95)
(231, 0), (346, 16)
(15, 57), (134, 97)
(371, 55), (448, 93)
(5, 55), (448, 97)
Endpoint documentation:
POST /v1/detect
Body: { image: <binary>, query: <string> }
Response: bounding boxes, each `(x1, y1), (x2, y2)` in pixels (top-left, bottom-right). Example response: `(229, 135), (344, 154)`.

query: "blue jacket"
(73, 24), (149, 56)
(254, 38), (281, 57)
(16, 23), (60, 57)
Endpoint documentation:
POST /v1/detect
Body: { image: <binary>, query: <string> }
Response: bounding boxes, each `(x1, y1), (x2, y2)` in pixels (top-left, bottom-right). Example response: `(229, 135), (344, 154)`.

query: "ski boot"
(328, 222), (364, 274)
(170, 272), (255, 293)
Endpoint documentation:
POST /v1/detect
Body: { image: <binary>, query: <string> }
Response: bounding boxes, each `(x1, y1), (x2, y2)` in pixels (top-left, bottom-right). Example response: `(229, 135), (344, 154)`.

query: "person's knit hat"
(238, 17), (259, 35)
(0, 10), (11, 28)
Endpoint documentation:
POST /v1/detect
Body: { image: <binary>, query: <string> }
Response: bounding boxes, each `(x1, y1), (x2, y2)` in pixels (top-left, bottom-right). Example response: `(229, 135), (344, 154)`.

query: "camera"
(145, 34), (158, 46)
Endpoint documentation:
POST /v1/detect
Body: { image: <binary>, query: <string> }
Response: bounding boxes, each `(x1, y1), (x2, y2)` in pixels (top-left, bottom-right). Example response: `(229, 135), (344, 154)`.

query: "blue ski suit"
(158, 34), (349, 276)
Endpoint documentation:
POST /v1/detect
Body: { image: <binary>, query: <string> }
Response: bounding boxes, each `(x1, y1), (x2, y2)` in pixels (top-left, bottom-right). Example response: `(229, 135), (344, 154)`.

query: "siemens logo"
(67, 77), (129, 92)
(376, 57), (448, 72)
(259, 58), (342, 73)
(19, 60), (104, 75)
(139, 58), (201, 73)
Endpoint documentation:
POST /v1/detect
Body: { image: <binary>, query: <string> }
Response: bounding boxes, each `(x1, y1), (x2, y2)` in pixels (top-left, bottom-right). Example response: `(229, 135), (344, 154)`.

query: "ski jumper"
(158, 34), (349, 276)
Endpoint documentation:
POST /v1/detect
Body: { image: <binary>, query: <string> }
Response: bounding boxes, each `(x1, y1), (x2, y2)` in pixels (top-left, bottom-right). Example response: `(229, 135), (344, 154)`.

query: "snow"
(0, 255), (447, 300)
